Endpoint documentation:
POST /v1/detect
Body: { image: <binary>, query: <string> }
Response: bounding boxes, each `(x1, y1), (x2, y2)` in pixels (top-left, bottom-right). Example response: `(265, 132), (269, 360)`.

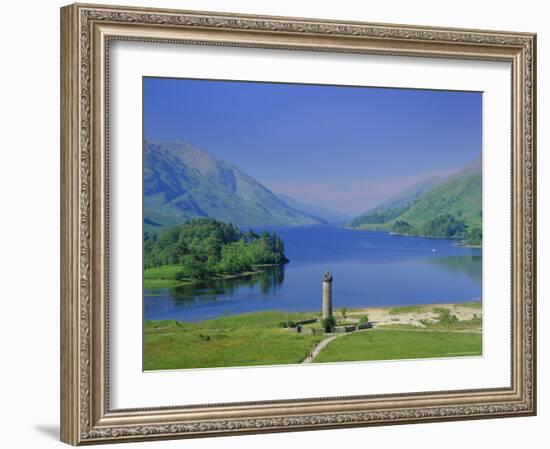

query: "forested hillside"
(348, 155), (482, 246)
(144, 218), (288, 281)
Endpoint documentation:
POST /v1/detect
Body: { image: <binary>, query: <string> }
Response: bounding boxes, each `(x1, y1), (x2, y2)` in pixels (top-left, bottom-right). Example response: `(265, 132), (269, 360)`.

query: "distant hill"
(144, 140), (322, 231)
(277, 194), (351, 224)
(348, 155), (482, 245)
(348, 176), (444, 228)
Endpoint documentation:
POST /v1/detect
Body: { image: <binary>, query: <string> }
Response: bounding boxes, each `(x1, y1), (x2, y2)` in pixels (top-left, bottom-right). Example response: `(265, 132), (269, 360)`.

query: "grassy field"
(144, 305), (482, 370)
(143, 265), (193, 289)
(143, 264), (273, 289)
(314, 328), (482, 363)
(144, 311), (324, 370)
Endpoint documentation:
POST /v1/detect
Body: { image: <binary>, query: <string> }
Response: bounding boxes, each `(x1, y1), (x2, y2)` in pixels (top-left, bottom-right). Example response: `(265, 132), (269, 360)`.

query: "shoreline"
(345, 226), (482, 247)
(346, 301), (482, 329)
(144, 300), (482, 324)
(144, 263), (284, 290)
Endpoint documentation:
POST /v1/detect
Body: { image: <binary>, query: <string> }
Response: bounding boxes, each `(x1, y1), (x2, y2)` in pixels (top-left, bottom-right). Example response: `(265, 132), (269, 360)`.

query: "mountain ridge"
(144, 140), (323, 230)
(276, 193), (350, 224)
(348, 175), (445, 228)
(348, 155), (482, 244)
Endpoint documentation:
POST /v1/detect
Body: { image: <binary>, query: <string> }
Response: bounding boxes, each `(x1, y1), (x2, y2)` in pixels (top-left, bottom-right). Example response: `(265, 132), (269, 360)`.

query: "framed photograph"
(60, 3), (537, 445)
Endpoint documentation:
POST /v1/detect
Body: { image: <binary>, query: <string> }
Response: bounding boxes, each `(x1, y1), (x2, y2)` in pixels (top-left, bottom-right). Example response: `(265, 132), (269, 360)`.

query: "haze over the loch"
(144, 78), (482, 215)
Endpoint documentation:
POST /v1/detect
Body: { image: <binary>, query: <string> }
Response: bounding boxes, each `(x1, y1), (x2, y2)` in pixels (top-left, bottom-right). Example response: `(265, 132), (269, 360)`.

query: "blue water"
(144, 225), (482, 322)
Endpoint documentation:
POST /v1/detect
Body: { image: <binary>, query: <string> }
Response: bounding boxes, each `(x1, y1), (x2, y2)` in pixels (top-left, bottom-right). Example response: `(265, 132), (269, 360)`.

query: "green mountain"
(348, 176), (444, 228)
(348, 155), (482, 245)
(144, 140), (322, 231)
(277, 193), (350, 224)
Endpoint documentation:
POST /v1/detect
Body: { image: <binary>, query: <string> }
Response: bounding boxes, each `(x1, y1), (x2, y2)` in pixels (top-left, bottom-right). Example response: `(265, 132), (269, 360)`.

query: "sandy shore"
(344, 303), (482, 328)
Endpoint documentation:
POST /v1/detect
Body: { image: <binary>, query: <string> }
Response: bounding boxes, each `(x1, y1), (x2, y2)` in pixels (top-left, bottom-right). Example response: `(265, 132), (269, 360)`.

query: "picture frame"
(60, 2), (537, 445)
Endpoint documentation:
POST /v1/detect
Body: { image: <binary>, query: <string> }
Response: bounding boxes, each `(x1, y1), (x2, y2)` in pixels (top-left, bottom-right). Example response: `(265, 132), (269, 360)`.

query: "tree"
(144, 218), (289, 280)
(341, 307), (348, 320)
(321, 315), (336, 332)
(175, 255), (206, 280)
(392, 220), (414, 235)
(243, 228), (259, 242)
(421, 214), (467, 238)
(467, 227), (482, 245)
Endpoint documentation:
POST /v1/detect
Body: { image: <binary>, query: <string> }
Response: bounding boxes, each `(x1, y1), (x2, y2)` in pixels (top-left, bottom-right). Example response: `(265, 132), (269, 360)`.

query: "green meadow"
(143, 264), (264, 289)
(314, 329), (481, 363)
(143, 265), (193, 289)
(143, 307), (482, 371)
(144, 311), (324, 370)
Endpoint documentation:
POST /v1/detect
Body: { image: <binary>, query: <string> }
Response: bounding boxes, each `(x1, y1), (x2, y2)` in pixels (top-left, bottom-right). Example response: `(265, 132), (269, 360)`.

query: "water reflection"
(428, 255), (482, 282)
(164, 265), (285, 300)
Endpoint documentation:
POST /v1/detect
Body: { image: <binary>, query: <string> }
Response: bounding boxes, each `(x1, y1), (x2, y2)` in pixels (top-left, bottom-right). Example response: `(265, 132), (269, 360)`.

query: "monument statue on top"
(322, 269), (333, 320)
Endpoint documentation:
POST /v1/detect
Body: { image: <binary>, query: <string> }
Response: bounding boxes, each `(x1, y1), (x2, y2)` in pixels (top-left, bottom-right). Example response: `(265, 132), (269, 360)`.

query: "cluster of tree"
(466, 227), (482, 246)
(388, 214), (481, 246)
(144, 218), (288, 280)
(435, 308), (459, 325)
(391, 220), (415, 235)
(421, 214), (467, 238)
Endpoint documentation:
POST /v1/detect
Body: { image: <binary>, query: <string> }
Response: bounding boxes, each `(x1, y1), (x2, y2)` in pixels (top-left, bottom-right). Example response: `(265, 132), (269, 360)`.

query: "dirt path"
(302, 329), (373, 363)
(302, 334), (344, 363)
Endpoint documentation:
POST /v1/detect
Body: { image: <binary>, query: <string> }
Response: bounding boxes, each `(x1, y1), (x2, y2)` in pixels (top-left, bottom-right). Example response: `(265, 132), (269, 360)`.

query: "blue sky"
(143, 77), (482, 215)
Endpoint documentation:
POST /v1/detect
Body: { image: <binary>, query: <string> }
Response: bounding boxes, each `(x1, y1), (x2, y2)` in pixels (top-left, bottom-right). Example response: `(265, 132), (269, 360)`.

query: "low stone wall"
(295, 319), (318, 326)
(334, 325), (357, 334)
(290, 321), (371, 335)
(285, 318), (318, 333)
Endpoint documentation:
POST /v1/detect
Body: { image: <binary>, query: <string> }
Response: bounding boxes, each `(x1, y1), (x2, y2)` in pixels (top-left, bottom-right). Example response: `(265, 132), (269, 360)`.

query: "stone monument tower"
(322, 269), (333, 319)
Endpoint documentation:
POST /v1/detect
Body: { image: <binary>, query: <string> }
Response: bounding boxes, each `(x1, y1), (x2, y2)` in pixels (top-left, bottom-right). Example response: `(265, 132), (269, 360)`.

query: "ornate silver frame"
(60, 3), (536, 445)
